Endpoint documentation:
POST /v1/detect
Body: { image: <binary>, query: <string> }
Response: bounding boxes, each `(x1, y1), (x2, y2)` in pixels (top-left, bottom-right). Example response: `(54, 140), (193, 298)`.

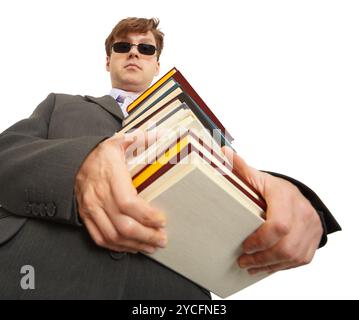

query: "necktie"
(116, 94), (128, 118)
(116, 94), (125, 104)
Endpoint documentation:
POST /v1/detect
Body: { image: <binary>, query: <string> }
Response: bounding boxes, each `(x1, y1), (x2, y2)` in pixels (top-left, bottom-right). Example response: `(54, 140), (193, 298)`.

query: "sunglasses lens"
(138, 44), (156, 55)
(113, 42), (131, 53)
(112, 42), (156, 55)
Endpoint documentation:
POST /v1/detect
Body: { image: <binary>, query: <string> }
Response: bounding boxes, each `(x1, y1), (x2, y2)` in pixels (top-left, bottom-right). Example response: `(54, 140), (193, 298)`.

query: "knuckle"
(148, 232), (160, 245)
(93, 187), (106, 201)
(113, 245), (127, 252)
(87, 208), (102, 221)
(141, 208), (155, 224)
(102, 136), (121, 151)
(82, 193), (96, 210)
(279, 181), (298, 200)
(286, 180), (299, 194)
(98, 139), (111, 151)
(251, 254), (264, 265)
(118, 218), (136, 238)
(302, 255), (313, 265)
(294, 252), (313, 266)
(302, 203), (316, 220)
(140, 245), (156, 254)
(78, 208), (90, 220)
(113, 132), (125, 139)
(106, 230), (120, 245)
(272, 221), (290, 237)
(119, 196), (138, 213)
(292, 255), (305, 266)
(267, 264), (278, 272)
(278, 244), (295, 260)
(94, 236), (105, 248)
(249, 238), (262, 252)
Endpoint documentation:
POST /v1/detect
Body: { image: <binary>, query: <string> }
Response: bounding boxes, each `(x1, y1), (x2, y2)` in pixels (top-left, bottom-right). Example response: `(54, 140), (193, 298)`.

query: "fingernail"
(248, 269), (258, 275)
(155, 213), (166, 227)
(238, 260), (248, 269)
(244, 247), (257, 255)
(157, 236), (168, 248)
(158, 219), (166, 228)
(143, 246), (156, 254)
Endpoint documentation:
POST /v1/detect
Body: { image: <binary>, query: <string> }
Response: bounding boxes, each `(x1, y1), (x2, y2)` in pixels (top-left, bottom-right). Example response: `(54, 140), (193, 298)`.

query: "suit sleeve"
(263, 171), (341, 248)
(0, 93), (110, 226)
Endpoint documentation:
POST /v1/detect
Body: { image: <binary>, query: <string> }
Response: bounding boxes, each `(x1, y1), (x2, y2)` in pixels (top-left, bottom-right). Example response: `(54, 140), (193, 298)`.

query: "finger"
(108, 245), (138, 254)
(240, 225), (317, 270)
(221, 146), (251, 180)
(122, 135), (138, 151)
(247, 261), (294, 275)
(111, 238), (158, 254)
(124, 128), (161, 156)
(120, 195), (167, 228)
(221, 146), (235, 167)
(221, 146), (264, 195)
(82, 215), (107, 249)
(238, 248), (287, 269)
(110, 150), (167, 228)
(123, 129), (145, 157)
(242, 187), (293, 254)
(112, 131), (137, 152)
(110, 213), (168, 248)
(88, 205), (126, 247)
(242, 215), (291, 254)
(91, 206), (162, 253)
(84, 219), (140, 254)
(113, 130), (152, 158)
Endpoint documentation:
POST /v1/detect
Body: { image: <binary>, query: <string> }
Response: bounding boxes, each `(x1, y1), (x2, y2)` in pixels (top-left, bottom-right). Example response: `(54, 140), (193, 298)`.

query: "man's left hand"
(222, 146), (323, 275)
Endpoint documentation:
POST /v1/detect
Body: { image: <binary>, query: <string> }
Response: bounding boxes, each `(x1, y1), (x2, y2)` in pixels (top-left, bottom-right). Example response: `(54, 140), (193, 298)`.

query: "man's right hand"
(74, 131), (167, 254)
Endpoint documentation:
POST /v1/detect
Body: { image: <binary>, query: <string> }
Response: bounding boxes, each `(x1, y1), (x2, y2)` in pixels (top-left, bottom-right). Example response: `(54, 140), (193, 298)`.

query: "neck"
(115, 87), (138, 95)
(115, 83), (147, 95)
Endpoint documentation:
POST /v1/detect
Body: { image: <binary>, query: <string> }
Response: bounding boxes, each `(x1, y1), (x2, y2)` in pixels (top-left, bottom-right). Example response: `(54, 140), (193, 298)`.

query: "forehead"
(116, 31), (156, 44)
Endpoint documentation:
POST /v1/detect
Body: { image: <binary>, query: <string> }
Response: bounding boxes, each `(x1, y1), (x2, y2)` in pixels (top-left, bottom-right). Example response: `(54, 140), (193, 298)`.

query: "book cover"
(129, 131), (267, 298)
(125, 68), (234, 142)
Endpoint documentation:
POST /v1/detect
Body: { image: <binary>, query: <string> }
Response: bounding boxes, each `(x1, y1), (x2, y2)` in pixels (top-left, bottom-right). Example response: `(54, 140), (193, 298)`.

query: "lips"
(125, 63), (141, 70)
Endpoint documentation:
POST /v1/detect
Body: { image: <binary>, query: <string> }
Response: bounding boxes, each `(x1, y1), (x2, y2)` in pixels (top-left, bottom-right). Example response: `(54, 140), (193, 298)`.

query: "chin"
(121, 81), (145, 92)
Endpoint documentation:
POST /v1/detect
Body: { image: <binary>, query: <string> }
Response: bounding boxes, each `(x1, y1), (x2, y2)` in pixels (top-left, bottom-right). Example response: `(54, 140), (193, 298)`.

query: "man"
(0, 17), (341, 299)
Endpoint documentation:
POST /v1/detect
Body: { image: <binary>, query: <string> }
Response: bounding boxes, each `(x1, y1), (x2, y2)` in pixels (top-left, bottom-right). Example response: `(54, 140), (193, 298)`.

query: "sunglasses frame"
(112, 42), (157, 56)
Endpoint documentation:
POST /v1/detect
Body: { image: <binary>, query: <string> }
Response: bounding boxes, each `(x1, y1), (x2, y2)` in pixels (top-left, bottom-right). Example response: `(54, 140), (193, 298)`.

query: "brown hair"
(105, 17), (164, 60)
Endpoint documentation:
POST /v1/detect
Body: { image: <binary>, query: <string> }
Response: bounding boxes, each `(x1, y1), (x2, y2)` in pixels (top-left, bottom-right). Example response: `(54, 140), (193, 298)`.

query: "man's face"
(106, 31), (160, 93)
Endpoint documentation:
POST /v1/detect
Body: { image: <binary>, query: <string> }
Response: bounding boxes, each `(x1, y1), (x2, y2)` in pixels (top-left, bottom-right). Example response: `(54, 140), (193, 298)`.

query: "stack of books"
(121, 68), (268, 298)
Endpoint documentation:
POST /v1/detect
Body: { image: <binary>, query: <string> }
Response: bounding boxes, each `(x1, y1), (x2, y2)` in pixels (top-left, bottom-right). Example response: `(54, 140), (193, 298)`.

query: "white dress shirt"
(109, 88), (140, 119)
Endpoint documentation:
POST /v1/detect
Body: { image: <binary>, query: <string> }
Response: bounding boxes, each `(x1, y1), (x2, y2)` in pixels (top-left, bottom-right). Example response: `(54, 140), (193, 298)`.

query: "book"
(123, 68), (234, 144)
(122, 91), (232, 148)
(123, 67), (270, 298)
(127, 127), (267, 298)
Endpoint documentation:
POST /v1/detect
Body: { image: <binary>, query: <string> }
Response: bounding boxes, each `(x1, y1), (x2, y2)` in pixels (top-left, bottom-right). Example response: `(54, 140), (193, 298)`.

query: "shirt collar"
(109, 88), (140, 102)
(109, 88), (141, 119)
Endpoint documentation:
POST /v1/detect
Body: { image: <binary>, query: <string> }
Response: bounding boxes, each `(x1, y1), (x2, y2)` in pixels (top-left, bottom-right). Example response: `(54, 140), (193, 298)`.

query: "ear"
(106, 56), (110, 71)
(155, 61), (160, 76)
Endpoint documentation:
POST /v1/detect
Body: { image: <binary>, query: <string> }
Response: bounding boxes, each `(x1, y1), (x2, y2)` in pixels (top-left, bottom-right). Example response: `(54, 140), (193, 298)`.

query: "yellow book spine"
(132, 135), (189, 188)
(127, 68), (177, 113)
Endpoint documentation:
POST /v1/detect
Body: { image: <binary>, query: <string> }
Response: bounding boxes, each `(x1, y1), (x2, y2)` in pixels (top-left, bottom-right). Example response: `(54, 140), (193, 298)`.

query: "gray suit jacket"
(0, 93), (341, 299)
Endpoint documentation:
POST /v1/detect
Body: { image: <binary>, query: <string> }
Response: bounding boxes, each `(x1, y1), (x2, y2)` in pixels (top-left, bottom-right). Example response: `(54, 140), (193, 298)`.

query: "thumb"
(222, 146), (250, 177)
(221, 146), (265, 196)
(221, 146), (251, 180)
(122, 134), (137, 152)
(112, 131), (137, 152)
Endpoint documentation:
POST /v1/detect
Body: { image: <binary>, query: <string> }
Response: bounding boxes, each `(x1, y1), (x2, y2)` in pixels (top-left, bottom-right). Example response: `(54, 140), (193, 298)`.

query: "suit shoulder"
(51, 93), (88, 105)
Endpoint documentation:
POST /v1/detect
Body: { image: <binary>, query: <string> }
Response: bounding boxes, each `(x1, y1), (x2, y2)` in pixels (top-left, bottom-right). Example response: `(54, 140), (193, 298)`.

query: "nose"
(128, 44), (139, 58)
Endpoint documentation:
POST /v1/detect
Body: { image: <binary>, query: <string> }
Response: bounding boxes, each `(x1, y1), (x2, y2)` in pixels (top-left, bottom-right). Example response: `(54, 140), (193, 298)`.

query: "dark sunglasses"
(112, 42), (157, 56)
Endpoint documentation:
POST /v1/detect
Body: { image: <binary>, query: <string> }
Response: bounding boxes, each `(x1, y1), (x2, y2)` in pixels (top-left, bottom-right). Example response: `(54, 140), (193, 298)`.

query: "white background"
(0, 0), (357, 300)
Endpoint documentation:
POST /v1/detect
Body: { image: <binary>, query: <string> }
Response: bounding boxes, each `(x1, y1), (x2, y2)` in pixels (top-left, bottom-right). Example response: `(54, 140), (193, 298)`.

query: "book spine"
(173, 70), (234, 142)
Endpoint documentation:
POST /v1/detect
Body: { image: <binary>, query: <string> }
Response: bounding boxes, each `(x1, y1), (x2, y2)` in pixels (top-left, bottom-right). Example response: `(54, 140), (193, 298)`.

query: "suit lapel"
(84, 95), (125, 121)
